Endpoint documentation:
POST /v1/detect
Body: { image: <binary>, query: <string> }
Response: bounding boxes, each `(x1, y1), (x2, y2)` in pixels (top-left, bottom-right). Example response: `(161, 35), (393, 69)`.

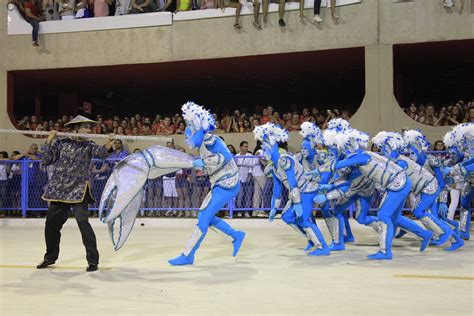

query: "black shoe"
(86, 264), (98, 272)
(278, 18), (286, 26)
(37, 259), (55, 269)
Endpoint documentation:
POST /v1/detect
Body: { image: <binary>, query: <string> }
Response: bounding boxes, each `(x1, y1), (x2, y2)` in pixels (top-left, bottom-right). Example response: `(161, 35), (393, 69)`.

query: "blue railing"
(0, 152), (467, 218)
(0, 156), (282, 217)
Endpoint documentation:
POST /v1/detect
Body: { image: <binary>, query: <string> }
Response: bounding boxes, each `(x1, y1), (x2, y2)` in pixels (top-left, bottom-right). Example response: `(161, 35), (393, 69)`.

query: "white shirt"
(235, 152), (254, 183)
(9, 163), (20, 179)
(0, 164), (7, 181)
(252, 149), (265, 177)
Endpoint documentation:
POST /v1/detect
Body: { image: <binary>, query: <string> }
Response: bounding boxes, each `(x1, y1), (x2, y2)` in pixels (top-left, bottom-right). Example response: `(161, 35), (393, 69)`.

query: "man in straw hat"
(36, 115), (114, 272)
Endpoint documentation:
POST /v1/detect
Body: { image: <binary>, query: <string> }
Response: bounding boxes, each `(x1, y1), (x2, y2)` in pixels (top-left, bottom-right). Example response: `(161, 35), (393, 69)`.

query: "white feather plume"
(354, 130), (370, 149)
(334, 131), (351, 151)
(323, 128), (340, 147)
(326, 118), (351, 132)
(300, 122), (324, 146)
(253, 123), (289, 146)
(454, 123), (474, 143)
(372, 131), (405, 151)
(403, 129), (430, 151)
(443, 129), (458, 148)
(333, 128), (369, 150)
(181, 101), (215, 132)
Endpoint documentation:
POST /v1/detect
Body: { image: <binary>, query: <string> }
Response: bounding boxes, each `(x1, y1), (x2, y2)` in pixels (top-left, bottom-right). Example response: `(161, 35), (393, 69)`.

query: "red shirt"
(24, 2), (38, 17)
(261, 116), (270, 124)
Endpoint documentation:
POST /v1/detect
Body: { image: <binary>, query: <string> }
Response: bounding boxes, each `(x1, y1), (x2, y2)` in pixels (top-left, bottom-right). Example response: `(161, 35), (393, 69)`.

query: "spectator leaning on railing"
(251, 141), (267, 218)
(402, 100), (473, 126)
(94, 0), (112, 17)
(235, 141), (254, 217)
(115, 0), (132, 15)
(418, 104), (438, 126)
(0, 152), (10, 213)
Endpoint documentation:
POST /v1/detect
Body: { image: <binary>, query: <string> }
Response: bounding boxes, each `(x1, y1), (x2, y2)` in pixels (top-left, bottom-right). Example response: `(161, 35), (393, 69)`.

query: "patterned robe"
(41, 138), (109, 203)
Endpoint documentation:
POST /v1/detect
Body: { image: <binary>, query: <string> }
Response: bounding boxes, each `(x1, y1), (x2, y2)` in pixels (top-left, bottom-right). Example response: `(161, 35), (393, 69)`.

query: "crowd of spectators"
(15, 105), (353, 136)
(10, 0), (344, 47)
(402, 100), (474, 126)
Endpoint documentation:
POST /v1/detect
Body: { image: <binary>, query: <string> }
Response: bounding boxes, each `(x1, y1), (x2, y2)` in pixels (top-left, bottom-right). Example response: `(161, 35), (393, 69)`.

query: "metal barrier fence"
(0, 151), (468, 218)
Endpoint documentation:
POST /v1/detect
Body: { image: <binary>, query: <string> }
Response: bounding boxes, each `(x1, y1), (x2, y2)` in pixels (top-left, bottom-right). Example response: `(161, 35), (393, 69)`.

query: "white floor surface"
(1, 219), (473, 315)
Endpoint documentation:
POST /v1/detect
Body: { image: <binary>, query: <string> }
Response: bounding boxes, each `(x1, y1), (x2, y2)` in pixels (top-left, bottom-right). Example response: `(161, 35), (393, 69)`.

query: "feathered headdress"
(443, 129), (458, 149)
(372, 131), (405, 151)
(253, 123), (289, 146)
(403, 129), (430, 151)
(452, 123), (474, 150)
(322, 118), (351, 148)
(300, 122), (324, 147)
(335, 128), (369, 151)
(181, 101), (216, 133)
(326, 118), (351, 132)
(323, 128), (339, 148)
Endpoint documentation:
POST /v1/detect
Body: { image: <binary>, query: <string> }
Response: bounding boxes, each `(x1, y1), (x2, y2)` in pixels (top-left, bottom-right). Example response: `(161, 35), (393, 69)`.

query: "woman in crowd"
(240, 118), (252, 133)
(446, 104), (464, 125)
(227, 144), (237, 155)
(406, 102), (419, 121)
(433, 140), (446, 151)
(115, 125), (126, 135)
(175, 121), (186, 135)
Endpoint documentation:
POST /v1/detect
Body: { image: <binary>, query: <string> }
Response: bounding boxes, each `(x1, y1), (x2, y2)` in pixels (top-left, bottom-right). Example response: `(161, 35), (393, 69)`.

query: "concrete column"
(351, 44), (450, 143)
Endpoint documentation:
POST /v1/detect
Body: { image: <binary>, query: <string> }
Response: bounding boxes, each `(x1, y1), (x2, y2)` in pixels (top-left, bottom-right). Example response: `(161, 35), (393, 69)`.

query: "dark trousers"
(44, 201), (99, 265)
(314, 0), (322, 14)
(26, 19), (39, 42)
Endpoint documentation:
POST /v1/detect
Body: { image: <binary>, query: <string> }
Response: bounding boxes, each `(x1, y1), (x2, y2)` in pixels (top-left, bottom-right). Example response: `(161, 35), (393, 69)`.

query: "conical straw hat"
(64, 115), (98, 127)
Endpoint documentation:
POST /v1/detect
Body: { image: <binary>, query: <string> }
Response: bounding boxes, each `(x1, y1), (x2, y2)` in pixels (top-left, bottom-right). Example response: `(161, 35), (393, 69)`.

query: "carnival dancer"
(394, 130), (454, 237)
(37, 115), (114, 272)
(307, 119), (361, 250)
(255, 123), (330, 256)
(442, 128), (466, 223)
(168, 102), (246, 266)
(372, 131), (456, 251)
(312, 127), (380, 251)
(447, 123), (474, 240)
(314, 128), (411, 260)
(295, 122), (334, 250)
(324, 119), (356, 243)
(402, 129), (464, 250)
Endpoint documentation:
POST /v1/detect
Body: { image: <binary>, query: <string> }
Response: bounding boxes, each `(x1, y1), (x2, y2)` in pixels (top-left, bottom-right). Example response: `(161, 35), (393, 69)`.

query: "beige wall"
(1, 1), (378, 70)
(1, 0), (473, 152)
(379, 0), (474, 45)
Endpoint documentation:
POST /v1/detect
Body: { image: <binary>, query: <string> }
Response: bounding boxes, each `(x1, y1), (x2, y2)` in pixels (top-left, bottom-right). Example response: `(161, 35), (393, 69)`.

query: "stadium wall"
(1, 0), (473, 152)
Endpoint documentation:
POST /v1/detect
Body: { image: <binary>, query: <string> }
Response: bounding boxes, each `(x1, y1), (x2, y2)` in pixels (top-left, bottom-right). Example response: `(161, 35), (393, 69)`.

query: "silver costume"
(99, 145), (194, 250)
(450, 163), (474, 233)
(396, 155), (438, 196)
(199, 134), (239, 191)
(356, 152), (407, 192)
(268, 154), (320, 209)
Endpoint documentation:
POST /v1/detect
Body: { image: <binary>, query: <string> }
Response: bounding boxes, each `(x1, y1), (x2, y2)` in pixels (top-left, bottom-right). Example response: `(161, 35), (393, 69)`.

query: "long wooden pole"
(0, 129), (173, 142)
